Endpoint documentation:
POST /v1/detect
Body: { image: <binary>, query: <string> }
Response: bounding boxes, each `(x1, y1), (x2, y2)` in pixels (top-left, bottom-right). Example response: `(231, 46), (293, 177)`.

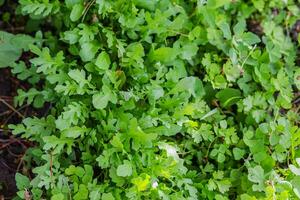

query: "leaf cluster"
(1, 0), (300, 199)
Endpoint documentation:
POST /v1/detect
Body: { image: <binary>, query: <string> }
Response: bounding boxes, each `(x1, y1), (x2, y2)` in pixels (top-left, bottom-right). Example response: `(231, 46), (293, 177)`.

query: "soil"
(0, 2), (32, 198)
(0, 68), (33, 199)
(0, 68), (50, 199)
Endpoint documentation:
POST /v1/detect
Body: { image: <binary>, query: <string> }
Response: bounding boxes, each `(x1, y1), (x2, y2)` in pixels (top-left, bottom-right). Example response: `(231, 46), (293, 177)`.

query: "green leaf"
(216, 88), (242, 108)
(15, 88), (44, 108)
(218, 21), (232, 39)
(0, 31), (33, 68)
(110, 134), (123, 150)
(70, 4), (84, 21)
(65, 165), (85, 177)
(102, 193), (115, 200)
(151, 47), (177, 63)
(181, 43), (198, 60)
(92, 92), (110, 109)
(61, 126), (87, 138)
(217, 179), (231, 194)
(82, 165), (94, 184)
(217, 153), (225, 163)
(133, 0), (156, 11)
(144, 124), (181, 136)
(241, 32), (261, 46)
(233, 20), (246, 36)
(10, 34), (36, 51)
(148, 85), (164, 103)
(170, 77), (205, 98)
(79, 42), (99, 62)
(15, 173), (30, 190)
(248, 166), (265, 192)
(233, 147), (245, 160)
(74, 184), (89, 200)
(223, 61), (240, 82)
(207, 0), (231, 8)
(95, 51), (111, 71)
(51, 193), (65, 200)
(252, 0), (265, 12)
(68, 69), (89, 87)
(92, 85), (117, 109)
(116, 161), (132, 177)
(289, 164), (300, 176)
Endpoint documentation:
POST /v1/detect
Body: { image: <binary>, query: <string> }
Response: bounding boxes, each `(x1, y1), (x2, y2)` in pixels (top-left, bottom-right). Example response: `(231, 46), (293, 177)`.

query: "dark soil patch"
(0, 1), (37, 197)
(0, 68), (45, 199)
(0, 70), (49, 199)
(0, 68), (29, 199)
(247, 19), (264, 37)
(291, 20), (300, 42)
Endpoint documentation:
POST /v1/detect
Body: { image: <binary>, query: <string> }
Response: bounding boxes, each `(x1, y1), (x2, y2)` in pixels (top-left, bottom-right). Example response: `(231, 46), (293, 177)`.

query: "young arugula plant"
(2, 0), (300, 199)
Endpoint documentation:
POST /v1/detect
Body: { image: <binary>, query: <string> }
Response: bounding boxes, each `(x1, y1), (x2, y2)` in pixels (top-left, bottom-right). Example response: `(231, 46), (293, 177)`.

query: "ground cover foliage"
(1, 0), (300, 199)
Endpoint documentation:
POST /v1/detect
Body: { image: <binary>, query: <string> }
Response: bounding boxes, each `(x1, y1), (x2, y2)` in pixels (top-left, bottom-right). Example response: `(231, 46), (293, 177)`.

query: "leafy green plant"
(0, 31), (37, 68)
(0, 0), (299, 199)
